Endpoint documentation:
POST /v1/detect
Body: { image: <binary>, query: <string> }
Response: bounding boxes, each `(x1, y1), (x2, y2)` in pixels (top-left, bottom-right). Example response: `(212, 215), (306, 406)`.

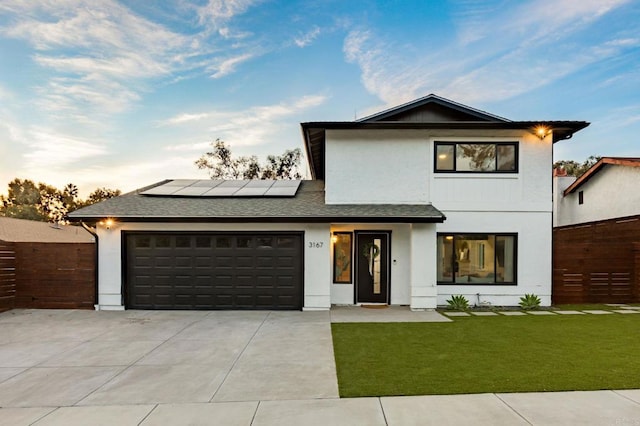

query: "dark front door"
(356, 232), (389, 304)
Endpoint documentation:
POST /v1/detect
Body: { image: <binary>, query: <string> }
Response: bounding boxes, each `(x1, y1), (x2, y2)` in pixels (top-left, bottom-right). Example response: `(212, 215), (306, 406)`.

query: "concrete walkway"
(1, 309), (639, 425)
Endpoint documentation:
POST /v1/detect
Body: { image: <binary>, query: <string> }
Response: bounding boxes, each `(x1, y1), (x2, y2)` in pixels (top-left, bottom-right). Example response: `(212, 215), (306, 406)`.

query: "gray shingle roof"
(0, 217), (94, 243)
(68, 180), (445, 223)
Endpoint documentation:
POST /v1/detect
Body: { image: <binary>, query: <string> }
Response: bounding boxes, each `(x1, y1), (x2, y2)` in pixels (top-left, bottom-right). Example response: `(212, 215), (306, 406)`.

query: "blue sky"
(0, 0), (638, 196)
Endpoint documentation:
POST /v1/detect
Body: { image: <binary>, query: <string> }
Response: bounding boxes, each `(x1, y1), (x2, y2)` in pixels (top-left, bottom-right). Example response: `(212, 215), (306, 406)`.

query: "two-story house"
(69, 94), (588, 311)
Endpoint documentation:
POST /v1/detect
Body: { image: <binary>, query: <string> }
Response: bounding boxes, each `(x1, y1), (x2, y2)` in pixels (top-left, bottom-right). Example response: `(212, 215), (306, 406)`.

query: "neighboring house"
(0, 217), (96, 311)
(553, 157), (640, 303)
(69, 94), (588, 311)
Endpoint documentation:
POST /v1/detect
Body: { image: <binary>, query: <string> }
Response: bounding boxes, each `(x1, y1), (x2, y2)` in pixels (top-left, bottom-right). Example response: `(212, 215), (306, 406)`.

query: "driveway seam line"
(493, 393), (534, 425)
(209, 312), (272, 402)
(250, 400), (261, 425)
(612, 390), (640, 406)
(137, 403), (160, 425)
(378, 397), (389, 425)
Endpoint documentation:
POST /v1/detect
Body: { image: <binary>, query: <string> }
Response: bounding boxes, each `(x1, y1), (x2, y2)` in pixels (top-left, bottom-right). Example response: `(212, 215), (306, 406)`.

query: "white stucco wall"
(324, 129), (554, 307)
(324, 130), (430, 204)
(95, 222), (331, 311)
(552, 176), (576, 227)
(555, 165), (640, 227)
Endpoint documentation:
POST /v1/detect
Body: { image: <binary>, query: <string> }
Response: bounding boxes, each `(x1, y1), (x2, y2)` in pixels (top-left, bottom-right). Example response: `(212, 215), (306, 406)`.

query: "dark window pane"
(456, 144), (496, 171)
(497, 145), (516, 171)
(155, 236), (171, 248)
(436, 144), (455, 171)
(237, 237), (252, 248)
(135, 236), (151, 248)
(195, 236), (211, 248)
(176, 236), (191, 248)
(257, 237), (273, 248)
(216, 237), (232, 248)
(277, 237), (295, 248)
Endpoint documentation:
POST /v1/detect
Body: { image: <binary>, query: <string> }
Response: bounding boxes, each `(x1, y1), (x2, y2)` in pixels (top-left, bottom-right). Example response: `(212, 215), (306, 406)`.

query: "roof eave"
(563, 157), (640, 195)
(68, 215), (446, 224)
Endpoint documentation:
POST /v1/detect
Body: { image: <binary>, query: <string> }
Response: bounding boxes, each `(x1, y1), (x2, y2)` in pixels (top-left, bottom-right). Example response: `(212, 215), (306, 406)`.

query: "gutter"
(79, 221), (99, 310)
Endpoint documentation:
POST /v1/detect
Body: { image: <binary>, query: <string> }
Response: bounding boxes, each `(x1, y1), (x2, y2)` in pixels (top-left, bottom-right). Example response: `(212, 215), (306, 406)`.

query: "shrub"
(519, 294), (541, 310)
(446, 295), (470, 311)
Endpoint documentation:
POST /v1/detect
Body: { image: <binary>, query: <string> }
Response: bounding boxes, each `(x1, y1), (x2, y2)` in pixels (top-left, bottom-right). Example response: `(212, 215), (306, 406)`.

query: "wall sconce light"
(98, 218), (115, 230)
(331, 234), (338, 244)
(532, 125), (552, 140)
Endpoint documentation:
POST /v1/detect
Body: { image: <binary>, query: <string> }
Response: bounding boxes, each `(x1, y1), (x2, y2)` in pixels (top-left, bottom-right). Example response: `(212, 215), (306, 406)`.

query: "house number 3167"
(308, 242), (323, 248)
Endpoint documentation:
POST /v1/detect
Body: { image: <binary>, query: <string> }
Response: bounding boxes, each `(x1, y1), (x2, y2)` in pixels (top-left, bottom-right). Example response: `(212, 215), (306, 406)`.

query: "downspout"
(80, 221), (99, 310)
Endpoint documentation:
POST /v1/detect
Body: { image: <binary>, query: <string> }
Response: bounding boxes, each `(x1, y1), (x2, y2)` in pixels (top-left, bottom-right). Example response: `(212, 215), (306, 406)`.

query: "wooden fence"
(14, 242), (95, 309)
(0, 241), (16, 312)
(553, 215), (640, 304)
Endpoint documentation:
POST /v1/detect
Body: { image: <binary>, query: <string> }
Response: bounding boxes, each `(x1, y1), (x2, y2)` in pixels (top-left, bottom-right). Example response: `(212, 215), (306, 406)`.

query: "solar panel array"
(141, 179), (302, 197)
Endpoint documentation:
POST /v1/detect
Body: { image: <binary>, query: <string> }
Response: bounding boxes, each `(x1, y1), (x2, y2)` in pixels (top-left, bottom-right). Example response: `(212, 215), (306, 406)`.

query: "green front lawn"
(331, 314), (640, 397)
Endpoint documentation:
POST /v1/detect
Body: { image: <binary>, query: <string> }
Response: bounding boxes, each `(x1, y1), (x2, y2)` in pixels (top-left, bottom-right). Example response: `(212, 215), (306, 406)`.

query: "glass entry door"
(355, 232), (389, 304)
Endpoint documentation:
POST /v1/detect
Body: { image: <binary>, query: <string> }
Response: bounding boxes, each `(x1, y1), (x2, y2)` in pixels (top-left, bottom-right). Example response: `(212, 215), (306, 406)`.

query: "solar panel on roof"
(171, 186), (211, 196)
(270, 180), (300, 187)
(191, 180), (223, 187)
(218, 180), (249, 187)
(203, 185), (240, 196)
(167, 179), (199, 186)
(141, 179), (303, 197)
(245, 180), (274, 188)
(264, 180), (301, 196)
(140, 185), (182, 195)
(234, 187), (270, 196)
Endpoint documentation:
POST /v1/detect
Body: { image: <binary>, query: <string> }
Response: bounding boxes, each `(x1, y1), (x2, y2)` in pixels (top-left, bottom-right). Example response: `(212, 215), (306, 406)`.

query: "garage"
(125, 232), (303, 310)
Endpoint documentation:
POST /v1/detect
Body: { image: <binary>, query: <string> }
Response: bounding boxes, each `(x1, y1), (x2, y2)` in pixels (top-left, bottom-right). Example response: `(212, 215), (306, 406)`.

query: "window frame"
(434, 141), (519, 173)
(437, 233), (518, 285)
(332, 232), (353, 284)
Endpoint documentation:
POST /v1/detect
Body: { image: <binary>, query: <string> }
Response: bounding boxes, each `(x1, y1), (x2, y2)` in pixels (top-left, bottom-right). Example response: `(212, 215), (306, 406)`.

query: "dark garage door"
(125, 232), (303, 310)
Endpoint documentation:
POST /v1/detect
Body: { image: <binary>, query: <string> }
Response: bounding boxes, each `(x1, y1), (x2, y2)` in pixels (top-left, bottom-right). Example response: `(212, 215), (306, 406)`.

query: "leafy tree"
(0, 179), (47, 221)
(195, 139), (303, 180)
(0, 179), (120, 223)
(81, 188), (122, 207)
(553, 155), (601, 177)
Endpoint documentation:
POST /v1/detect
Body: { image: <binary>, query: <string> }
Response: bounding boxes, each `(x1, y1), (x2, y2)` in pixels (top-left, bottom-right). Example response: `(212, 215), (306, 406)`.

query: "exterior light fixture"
(532, 125), (552, 140)
(331, 234), (338, 244)
(102, 218), (114, 229)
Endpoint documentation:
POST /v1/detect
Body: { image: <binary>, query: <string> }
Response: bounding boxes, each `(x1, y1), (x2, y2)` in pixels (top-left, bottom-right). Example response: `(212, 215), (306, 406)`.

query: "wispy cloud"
(0, 0), (262, 121)
(162, 94), (328, 150)
(197, 0), (258, 28)
(344, 0), (636, 107)
(8, 126), (109, 171)
(294, 26), (321, 47)
(208, 53), (255, 78)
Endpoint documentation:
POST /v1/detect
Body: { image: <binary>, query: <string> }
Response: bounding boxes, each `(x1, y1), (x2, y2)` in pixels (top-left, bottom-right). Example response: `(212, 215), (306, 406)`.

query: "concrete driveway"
(0, 309), (339, 424)
(2, 309), (640, 425)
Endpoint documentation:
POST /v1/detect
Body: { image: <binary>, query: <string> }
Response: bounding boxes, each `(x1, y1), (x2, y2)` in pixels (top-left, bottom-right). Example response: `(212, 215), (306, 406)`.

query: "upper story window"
(435, 142), (518, 173)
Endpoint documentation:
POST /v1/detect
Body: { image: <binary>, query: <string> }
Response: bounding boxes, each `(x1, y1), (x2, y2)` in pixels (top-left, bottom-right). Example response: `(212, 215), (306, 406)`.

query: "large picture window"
(435, 142), (518, 173)
(437, 233), (517, 285)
